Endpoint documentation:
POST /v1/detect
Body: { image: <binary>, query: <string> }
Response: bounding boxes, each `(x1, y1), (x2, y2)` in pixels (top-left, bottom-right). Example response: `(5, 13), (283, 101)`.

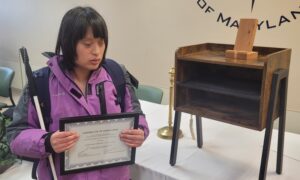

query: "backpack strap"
(102, 59), (126, 112)
(96, 82), (107, 114)
(33, 67), (51, 131)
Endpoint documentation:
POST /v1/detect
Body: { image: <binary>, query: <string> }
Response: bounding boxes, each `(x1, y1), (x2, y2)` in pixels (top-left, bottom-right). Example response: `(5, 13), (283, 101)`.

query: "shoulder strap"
(32, 67), (51, 131)
(102, 59), (126, 112)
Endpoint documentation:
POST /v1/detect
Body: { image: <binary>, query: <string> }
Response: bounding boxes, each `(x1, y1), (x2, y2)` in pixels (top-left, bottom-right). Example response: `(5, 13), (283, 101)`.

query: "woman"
(7, 6), (149, 180)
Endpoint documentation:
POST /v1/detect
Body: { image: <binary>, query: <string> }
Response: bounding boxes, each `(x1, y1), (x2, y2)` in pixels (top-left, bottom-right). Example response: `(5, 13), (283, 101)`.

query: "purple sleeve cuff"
(10, 129), (50, 159)
(138, 115), (149, 139)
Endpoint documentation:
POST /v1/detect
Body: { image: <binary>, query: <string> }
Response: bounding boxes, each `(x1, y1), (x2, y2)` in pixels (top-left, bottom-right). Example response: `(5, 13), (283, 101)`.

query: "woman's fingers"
(50, 131), (79, 153)
(53, 132), (79, 144)
(120, 129), (145, 147)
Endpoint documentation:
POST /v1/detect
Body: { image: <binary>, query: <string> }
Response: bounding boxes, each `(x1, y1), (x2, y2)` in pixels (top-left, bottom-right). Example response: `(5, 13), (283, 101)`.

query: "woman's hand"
(119, 129), (145, 147)
(50, 131), (79, 153)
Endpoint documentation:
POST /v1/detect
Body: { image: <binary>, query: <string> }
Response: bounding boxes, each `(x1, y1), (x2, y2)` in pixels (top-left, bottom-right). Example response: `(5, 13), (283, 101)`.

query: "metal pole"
(157, 67), (183, 139)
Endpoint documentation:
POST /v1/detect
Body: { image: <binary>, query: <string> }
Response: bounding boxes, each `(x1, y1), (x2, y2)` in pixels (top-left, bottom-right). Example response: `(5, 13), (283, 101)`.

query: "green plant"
(0, 112), (16, 174)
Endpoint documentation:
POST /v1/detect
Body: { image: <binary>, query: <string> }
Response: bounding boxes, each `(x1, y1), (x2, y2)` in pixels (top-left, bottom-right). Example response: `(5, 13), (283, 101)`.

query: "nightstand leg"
(277, 75), (288, 174)
(259, 71), (280, 180)
(196, 116), (203, 148)
(260, 116), (274, 180)
(259, 69), (288, 180)
(170, 111), (182, 166)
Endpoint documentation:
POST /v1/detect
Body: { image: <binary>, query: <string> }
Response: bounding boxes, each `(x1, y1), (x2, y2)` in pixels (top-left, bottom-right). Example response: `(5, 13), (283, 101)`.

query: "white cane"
(20, 47), (58, 180)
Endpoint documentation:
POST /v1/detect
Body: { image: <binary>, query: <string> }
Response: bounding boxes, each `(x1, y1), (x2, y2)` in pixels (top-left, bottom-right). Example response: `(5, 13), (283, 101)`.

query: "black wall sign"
(196, 0), (300, 30)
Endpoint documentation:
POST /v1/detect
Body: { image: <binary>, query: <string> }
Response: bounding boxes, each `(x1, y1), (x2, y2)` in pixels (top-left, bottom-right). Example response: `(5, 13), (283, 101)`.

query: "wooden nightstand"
(170, 43), (291, 180)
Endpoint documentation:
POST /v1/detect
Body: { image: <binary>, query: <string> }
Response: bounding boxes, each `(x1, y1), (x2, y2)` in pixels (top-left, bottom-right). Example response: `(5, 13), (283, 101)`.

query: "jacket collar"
(47, 56), (111, 87)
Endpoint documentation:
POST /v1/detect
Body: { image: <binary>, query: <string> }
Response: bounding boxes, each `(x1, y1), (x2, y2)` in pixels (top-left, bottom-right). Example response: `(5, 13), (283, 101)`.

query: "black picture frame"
(59, 112), (139, 175)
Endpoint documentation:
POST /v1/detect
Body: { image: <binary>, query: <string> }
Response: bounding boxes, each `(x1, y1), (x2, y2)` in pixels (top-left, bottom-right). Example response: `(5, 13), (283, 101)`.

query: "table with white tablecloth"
(131, 101), (300, 180)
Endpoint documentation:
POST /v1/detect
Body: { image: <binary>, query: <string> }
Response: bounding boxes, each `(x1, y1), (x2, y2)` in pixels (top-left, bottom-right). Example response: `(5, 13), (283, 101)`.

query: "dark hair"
(55, 6), (108, 70)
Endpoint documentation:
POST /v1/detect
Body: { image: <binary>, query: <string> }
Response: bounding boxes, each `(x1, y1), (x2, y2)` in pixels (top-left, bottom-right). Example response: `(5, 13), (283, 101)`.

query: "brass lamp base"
(157, 126), (183, 139)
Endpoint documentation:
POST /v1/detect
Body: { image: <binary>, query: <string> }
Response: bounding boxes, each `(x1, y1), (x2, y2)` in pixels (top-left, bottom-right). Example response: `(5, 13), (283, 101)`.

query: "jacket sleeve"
(6, 84), (50, 159)
(120, 65), (149, 139)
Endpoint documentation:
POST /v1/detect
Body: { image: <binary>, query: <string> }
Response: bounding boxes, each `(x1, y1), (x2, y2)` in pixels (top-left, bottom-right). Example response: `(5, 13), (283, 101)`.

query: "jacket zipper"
(60, 67), (91, 100)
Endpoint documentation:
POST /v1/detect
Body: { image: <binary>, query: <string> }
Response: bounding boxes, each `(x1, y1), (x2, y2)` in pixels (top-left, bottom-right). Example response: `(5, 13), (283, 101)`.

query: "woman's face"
(75, 27), (106, 72)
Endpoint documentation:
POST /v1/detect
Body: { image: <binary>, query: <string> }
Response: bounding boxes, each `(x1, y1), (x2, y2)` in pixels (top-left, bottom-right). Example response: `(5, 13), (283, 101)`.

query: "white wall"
(0, 0), (299, 111)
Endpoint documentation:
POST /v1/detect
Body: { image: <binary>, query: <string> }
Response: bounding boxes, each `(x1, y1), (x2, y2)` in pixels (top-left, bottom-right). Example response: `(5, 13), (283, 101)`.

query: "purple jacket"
(7, 56), (149, 180)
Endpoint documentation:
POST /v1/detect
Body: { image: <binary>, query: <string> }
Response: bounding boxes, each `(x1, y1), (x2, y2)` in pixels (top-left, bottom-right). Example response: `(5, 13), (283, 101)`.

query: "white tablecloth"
(131, 101), (300, 180)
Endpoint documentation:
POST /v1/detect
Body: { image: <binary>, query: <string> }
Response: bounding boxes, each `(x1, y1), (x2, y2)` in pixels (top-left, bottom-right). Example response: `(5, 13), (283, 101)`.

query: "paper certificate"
(59, 112), (139, 175)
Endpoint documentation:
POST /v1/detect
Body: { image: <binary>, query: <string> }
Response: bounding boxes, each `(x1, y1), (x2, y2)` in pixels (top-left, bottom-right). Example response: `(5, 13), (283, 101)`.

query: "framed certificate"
(59, 112), (139, 175)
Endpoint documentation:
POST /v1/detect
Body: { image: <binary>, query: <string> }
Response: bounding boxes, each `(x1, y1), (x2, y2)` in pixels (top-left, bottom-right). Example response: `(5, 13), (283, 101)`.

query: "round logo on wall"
(196, 0), (300, 30)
